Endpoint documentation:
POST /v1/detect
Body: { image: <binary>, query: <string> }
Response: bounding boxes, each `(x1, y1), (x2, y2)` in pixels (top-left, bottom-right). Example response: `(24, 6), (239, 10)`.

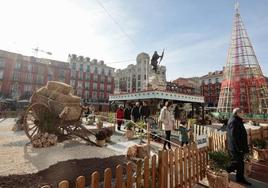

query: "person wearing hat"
(226, 108), (251, 186)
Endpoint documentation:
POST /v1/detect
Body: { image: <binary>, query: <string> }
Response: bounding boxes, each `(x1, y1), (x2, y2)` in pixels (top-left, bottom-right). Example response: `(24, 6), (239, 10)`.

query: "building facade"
(200, 70), (223, 107)
(114, 52), (166, 93)
(170, 77), (201, 95)
(0, 50), (115, 111)
(0, 50), (70, 99)
(68, 54), (115, 106)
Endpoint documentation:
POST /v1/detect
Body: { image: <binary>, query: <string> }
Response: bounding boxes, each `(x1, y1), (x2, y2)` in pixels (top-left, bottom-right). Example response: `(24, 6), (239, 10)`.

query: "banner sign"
(196, 134), (208, 149)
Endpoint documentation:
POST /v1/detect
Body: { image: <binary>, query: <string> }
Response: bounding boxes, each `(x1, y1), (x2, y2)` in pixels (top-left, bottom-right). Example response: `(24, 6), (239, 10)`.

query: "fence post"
(58, 180), (69, 188)
(169, 149), (174, 188)
(126, 162), (133, 188)
(260, 126), (264, 139)
(151, 155), (157, 188)
(174, 148), (179, 187)
(91, 171), (100, 188)
(136, 160), (142, 188)
(104, 168), (112, 188)
(144, 156), (150, 188)
(158, 150), (164, 188)
(115, 165), (123, 188)
(183, 146), (188, 188)
(76, 176), (85, 188)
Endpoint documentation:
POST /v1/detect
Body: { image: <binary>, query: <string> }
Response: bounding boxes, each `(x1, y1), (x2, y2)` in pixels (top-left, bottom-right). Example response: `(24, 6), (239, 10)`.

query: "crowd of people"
(115, 100), (191, 149)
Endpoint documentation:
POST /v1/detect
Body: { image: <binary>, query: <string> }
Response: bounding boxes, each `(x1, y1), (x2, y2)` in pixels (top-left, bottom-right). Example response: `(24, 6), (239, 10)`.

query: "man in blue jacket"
(226, 108), (251, 186)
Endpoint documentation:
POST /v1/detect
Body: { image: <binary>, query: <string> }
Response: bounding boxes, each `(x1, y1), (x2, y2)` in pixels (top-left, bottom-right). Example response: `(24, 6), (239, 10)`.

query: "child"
(177, 119), (191, 147)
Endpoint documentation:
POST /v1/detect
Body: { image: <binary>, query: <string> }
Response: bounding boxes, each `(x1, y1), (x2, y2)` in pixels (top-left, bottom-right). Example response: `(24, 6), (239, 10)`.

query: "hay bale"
(47, 81), (73, 95)
(55, 93), (81, 103)
(127, 145), (138, 158)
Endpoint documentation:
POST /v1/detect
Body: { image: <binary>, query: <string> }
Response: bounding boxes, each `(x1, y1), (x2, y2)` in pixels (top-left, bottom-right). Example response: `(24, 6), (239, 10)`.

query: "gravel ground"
(0, 118), (141, 176)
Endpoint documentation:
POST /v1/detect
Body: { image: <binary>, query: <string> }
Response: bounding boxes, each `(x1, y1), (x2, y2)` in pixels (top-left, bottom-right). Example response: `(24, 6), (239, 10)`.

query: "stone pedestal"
(147, 72), (166, 90)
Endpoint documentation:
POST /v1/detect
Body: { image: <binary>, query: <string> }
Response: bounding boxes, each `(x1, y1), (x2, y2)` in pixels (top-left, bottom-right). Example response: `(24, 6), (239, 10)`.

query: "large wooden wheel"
(23, 103), (51, 141)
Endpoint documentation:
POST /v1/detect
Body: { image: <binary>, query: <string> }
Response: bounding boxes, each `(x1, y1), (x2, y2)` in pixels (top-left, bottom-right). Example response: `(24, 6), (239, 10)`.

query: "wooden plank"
(143, 156), (150, 188)
(174, 148), (179, 187)
(91, 171), (99, 188)
(58, 180), (69, 188)
(104, 168), (112, 188)
(163, 150), (168, 188)
(169, 149), (174, 188)
(179, 147), (183, 188)
(115, 165), (123, 188)
(76, 176), (85, 188)
(151, 155), (157, 188)
(136, 160), (142, 188)
(193, 146), (197, 184)
(188, 145), (192, 187)
(126, 162), (133, 188)
(195, 146), (199, 183)
(183, 146), (187, 188)
(158, 150), (164, 188)
(41, 186), (50, 188)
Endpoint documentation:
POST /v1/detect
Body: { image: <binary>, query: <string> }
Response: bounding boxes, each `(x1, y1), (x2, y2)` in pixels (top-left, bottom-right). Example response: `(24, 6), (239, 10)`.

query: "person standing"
(131, 102), (140, 122)
(116, 105), (124, 131)
(176, 119), (190, 146)
(124, 103), (132, 121)
(139, 101), (150, 122)
(159, 101), (173, 150)
(174, 105), (180, 127)
(226, 108), (251, 186)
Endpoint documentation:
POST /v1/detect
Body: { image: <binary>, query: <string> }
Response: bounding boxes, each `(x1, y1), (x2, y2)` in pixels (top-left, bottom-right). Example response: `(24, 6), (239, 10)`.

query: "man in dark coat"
(131, 102), (140, 122)
(226, 108), (251, 186)
(139, 101), (150, 122)
(124, 103), (132, 121)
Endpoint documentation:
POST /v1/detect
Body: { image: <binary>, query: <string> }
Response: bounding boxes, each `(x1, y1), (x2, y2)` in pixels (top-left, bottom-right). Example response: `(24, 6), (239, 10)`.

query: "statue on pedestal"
(151, 50), (164, 73)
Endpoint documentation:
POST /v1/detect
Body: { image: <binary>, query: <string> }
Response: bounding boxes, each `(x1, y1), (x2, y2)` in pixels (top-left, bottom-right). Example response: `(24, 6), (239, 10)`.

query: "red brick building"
(0, 50), (115, 111)
(167, 77), (201, 95)
(0, 50), (70, 99)
(200, 70), (223, 107)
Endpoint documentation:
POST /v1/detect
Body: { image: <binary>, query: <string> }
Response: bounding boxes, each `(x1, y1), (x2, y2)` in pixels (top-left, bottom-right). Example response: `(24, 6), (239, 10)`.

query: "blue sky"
(0, 0), (267, 80)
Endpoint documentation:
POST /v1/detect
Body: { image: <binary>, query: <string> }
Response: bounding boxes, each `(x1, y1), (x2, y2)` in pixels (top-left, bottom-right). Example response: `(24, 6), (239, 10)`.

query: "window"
(138, 75), (141, 80)
(77, 89), (82, 97)
(85, 91), (90, 99)
(101, 68), (105, 74)
(94, 67), (98, 74)
(13, 71), (19, 81)
(37, 75), (44, 84)
(100, 92), (104, 99)
(85, 82), (90, 89)
(78, 81), (83, 88)
(47, 75), (52, 81)
(26, 73), (33, 83)
(15, 62), (21, 69)
(208, 79), (211, 84)
(72, 63), (76, 70)
(38, 66), (45, 74)
(144, 75), (146, 80)
(0, 70), (3, 79)
(100, 84), (104, 91)
(86, 73), (90, 80)
(215, 78), (219, 83)
(107, 85), (111, 92)
(59, 70), (65, 78)
(86, 65), (90, 72)
(138, 81), (141, 87)
(108, 70), (111, 76)
(24, 84), (32, 92)
(70, 80), (76, 87)
(11, 83), (18, 92)
(0, 58), (5, 68)
(93, 83), (98, 90)
(71, 70), (76, 78)
(107, 77), (112, 83)
(100, 76), (105, 83)
(27, 64), (32, 72)
(48, 67), (53, 75)
(92, 92), (97, 99)
(78, 71), (83, 80)
(94, 75), (98, 82)
(80, 64), (83, 71)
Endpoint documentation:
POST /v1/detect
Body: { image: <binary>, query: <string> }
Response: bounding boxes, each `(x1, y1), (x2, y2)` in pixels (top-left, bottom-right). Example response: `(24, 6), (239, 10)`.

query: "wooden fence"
(41, 145), (208, 188)
(192, 124), (268, 152)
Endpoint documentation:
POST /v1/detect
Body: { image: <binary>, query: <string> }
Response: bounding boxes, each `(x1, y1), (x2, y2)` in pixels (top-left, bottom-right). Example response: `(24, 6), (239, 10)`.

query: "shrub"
(208, 151), (230, 171)
(125, 121), (135, 130)
(252, 139), (266, 149)
(95, 130), (107, 140)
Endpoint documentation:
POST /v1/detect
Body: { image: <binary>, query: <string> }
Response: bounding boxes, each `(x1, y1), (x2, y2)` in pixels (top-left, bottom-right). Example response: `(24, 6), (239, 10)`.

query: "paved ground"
(0, 118), (142, 176)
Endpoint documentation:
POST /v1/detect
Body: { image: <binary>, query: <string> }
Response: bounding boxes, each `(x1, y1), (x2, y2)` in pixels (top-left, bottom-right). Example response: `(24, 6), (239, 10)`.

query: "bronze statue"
(151, 50), (164, 73)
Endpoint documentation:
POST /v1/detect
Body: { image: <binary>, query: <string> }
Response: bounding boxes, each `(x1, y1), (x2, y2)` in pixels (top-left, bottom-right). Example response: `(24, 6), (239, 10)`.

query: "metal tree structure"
(217, 3), (268, 118)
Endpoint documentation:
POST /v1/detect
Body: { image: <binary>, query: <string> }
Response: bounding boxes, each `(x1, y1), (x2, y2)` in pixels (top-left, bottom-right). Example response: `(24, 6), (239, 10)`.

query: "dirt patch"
(0, 155), (129, 188)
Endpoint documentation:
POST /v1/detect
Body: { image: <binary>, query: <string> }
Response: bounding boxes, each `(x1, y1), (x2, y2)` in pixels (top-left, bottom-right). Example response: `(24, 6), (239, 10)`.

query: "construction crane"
(32, 47), (52, 57)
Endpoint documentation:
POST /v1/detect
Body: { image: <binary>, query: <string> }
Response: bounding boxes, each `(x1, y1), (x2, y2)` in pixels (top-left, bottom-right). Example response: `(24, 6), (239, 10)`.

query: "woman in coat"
(116, 105), (124, 131)
(159, 101), (173, 150)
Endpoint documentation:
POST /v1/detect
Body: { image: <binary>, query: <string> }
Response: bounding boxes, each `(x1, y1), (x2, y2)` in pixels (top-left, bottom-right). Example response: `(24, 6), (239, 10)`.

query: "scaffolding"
(217, 3), (268, 119)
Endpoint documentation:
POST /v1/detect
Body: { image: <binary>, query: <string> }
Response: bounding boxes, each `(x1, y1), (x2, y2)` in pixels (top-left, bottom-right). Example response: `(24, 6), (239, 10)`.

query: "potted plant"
(125, 121), (135, 140)
(244, 154), (253, 177)
(96, 119), (103, 129)
(207, 151), (230, 188)
(103, 127), (113, 142)
(95, 129), (106, 147)
(252, 139), (268, 161)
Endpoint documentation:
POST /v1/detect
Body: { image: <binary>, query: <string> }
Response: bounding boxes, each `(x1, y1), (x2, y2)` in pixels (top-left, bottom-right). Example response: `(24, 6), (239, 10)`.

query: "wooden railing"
(41, 145), (208, 188)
